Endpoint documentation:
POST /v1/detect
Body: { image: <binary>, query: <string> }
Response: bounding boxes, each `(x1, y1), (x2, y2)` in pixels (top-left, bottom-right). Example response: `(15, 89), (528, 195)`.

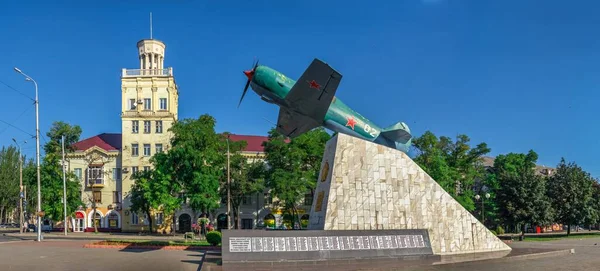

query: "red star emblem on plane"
(308, 80), (321, 90)
(346, 116), (357, 130)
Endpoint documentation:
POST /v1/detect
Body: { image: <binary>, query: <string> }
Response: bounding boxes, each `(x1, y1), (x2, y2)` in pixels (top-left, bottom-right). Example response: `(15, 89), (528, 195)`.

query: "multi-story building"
(119, 38), (179, 233)
(65, 35), (311, 233)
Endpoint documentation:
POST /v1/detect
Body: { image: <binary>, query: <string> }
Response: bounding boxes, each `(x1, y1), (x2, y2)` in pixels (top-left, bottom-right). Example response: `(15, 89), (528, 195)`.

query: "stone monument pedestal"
(307, 133), (511, 255)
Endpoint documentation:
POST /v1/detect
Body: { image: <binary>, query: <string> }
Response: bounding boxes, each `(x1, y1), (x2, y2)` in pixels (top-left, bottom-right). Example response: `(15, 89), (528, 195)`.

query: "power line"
(0, 79), (35, 102)
(0, 118), (34, 138)
(0, 106), (32, 137)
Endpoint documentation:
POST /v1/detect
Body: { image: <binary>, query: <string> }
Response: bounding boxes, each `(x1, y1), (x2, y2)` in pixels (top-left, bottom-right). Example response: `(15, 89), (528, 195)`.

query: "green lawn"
(522, 232), (600, 242)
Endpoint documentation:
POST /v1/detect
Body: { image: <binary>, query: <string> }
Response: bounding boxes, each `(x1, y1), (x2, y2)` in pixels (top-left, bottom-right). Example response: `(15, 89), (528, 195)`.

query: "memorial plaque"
(405, 235), (415, 248)
(308, 237), (319, 251)
(297, 237), (309, 251)
(351, 236), (363, 250)
(229, 237), (251, 252)
(340, 236), (352, 250)
(370, 236), (380, 249)
(396, 235), (406, 248)
(222, 229), (434, 263)
(275, 237), (287, 251)
(320, 236), (330, 250)
(252, 237), (264, 252)
(362, 236), (371, 249)
(286, 237), (298, 251)
(386, 235), (398, 249)
(263, 237), (275, 251)
(414, 235), (426, 247)
(329, 236), (340, 250)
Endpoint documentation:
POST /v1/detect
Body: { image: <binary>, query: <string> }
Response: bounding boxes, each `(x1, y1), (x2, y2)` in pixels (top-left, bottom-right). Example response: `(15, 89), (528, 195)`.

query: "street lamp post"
(226, 135), (231, 230)
(475, 193), (491, 223)
(12, 138), (26, 234)
(14, 67), (42, 242)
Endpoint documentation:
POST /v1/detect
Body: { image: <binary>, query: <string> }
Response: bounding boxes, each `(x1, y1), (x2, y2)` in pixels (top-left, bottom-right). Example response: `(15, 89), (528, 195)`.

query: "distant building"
(64, 34), (310, 233)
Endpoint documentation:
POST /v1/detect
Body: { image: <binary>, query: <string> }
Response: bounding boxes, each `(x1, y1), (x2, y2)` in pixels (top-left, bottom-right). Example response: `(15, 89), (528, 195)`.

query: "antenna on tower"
(150, 12), (153, 39)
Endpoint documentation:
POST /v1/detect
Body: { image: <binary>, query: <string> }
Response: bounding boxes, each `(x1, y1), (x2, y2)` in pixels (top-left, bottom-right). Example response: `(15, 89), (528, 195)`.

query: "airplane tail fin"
(380, 121), (413, 145)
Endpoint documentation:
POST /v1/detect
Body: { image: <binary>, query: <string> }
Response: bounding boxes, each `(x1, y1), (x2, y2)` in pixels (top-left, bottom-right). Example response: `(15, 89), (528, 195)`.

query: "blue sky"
(1, 1), (599, 176)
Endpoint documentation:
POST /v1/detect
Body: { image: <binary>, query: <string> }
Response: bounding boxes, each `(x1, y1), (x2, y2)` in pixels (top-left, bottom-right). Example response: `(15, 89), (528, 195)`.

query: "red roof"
(228, 134), (269, 152)
(73, 133), (122, 151)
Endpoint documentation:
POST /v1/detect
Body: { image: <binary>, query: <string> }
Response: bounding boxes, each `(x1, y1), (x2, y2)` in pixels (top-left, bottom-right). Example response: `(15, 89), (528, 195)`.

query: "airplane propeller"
(238, 59), (259, 108)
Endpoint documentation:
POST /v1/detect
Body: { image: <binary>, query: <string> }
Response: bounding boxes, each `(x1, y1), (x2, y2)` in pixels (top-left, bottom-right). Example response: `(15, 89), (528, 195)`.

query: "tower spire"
(150, 12), (153, 39)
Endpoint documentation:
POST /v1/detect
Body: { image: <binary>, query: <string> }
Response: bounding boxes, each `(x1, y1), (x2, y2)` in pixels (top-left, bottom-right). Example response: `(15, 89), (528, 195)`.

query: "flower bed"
(83, 240), (221, 251)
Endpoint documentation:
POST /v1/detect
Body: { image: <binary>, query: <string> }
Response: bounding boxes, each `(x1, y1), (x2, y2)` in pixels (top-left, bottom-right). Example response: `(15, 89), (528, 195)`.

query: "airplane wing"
(284, 58), (343, 121)
(276, 107), (321, 138)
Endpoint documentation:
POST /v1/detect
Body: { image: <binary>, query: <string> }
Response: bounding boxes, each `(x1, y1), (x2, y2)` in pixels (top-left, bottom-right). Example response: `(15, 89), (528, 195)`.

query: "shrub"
(490, 230), (497, 235)
(206, 231), (222, 246)
(496, 226), (505, 235)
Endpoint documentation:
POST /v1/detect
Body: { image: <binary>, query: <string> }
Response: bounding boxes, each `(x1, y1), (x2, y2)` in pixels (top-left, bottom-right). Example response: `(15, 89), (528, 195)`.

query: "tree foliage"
(547, 158), (596, 235)
(0, 146), (20, 223)
(262, 127), (330, 223)
(167, 114), (226, 213)
(494, 150), (553, 234)
(36, 121), (84, 223)
(130, 153), (181, 233)
(412, 131), (491, 211)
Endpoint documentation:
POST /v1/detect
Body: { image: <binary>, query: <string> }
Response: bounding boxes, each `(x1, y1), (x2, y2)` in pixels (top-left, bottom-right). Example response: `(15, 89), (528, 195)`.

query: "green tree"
(37, 121), (84, 226)
(547, 158), (595, 236)
(129, 153), (181, 234)
(167, 114), (226, 214)
(262, 127), (330, 226)
(494, 150), (553, 236)
(412, 131), (491, 211)
(0, 146), (20, 224)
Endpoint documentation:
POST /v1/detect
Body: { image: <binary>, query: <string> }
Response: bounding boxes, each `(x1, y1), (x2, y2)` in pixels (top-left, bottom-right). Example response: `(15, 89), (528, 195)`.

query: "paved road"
(0, 239), (208, 271)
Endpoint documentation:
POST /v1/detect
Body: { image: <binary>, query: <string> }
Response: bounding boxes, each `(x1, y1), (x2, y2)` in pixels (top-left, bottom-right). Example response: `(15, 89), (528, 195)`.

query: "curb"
(83, 243), (222, 251)
(434, 248), (574, 266)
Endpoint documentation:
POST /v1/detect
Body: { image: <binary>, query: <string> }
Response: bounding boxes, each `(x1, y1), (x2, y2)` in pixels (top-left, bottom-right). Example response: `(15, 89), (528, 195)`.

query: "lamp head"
(13, 67), (22, 74)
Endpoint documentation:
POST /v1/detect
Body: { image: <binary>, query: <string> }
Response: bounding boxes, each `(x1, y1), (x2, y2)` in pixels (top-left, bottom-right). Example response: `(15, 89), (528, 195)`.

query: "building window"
(113, 191), (120, 203)
(143, 144), (151, 156)
(131, 166), (139, 175)
(144, 121), (151, 133)
(156, 213), (164, 225)
(74, 168), (82, 181)
(242, 195), (252, 205)
(155, 121), (163, 133)
(112, 168), (121, 181)
(87, 166), (103, 186)
(143, 166), (150, 171)
(132, 120), (139, 133)
(131, 144), (139, 156)
(155, 144), (163, 153)
(129, 99), (136, 110)
(93, 191), (102, 203)
(159, 98), (167, 110)
(144, 98), (151, 110)
(131, 212), (139, 225)
(304, 193), (313, 206)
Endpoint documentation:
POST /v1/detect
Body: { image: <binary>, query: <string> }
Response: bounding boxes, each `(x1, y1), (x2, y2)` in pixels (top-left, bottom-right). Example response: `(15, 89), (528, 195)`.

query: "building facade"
(65, 36), (310, 233)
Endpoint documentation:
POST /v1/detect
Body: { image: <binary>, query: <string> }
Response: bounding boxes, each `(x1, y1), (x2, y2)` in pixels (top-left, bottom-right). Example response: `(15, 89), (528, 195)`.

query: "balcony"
(87, 178), (104, 188)
(121, 68), (173, 78)
(121, 110), (174, 118)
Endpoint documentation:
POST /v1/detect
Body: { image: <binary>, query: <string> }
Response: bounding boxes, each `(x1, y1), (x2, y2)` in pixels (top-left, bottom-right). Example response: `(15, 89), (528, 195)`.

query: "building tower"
(120, 36), (179, 232)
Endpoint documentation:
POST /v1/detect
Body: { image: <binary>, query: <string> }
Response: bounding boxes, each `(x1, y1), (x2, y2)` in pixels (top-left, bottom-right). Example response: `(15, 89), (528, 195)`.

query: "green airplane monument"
(239, 58), (413, 153)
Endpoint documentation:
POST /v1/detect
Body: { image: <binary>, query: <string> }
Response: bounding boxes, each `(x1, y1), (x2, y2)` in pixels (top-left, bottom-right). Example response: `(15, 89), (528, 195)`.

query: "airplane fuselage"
(249, 65), (405, 151)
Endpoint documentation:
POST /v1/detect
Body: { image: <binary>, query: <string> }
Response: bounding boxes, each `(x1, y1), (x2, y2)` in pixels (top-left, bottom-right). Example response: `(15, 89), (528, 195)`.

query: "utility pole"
(226, 136), (231, 230)
(62, 135), (68, 236)
(13, 138), (24, 234)
(14, 67), (42, 242)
